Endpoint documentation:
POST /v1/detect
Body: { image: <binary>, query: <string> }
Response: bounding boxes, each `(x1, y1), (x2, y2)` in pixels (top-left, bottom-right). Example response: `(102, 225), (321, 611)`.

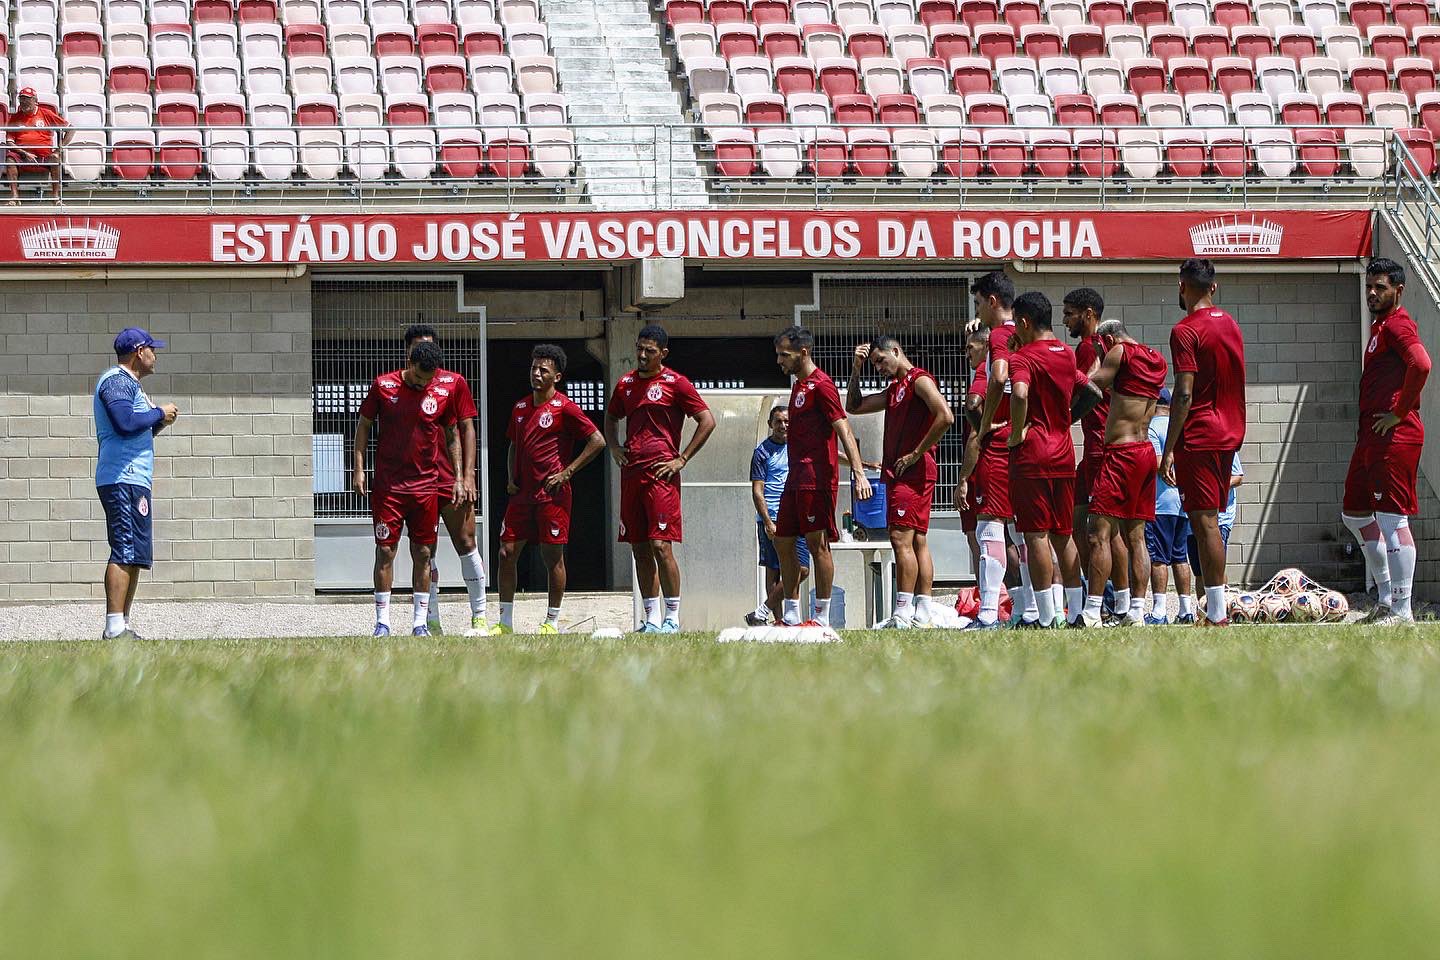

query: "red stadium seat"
(486, 130), (531, 178)
(109, 59), (152, 92)
(878, 92), (920, 122)
(1398, 125), (1437, 174)
(440, 137), (483, 178)
(762, 23), (804, 55)
(378, 27), (419, 55)
(751, 0), (791, 23)
(1170, 56), (1212, 95)
(721, 23), (762, 57)
(833, 91), (878, 122)
(1086, 0), (1126, 27)
(1418, 90), (1440, 135)
(1031, 131), (1072, 175)
(1280, 93), (1322, 123)
(1097, 92), (1140, 124)
(808, 129), (850, 175)
(1348, 57), (1391, 99)
(966, 91), (1009, 122)
(1296, 126), (1342, 175)
(159, 135), (202, 179)
(1414, 25), (1440, 67)
(1214, 56), (1256, 96)
(1128, 0), (1169, 27)
(1347, 0), (1388, 34)
(238, 0), (277, 20)
(1064, 24), (1102, 57)
(849, 128), (893, 174)
(775, 57), (818, 92)
(1164, 132), (1207, 176)
(1209, 132), (1248, 176)
(1369, 26), (1411, 70)
(1074, 129), (1117, 176)
(983, 128), (1026, 174)
(1211, 0), (1253, 27)
(952, 56), (995, 92)
(417, 23), (458, 55)
(1231, 27), (1274, 60)
(975, 23), (1018, 59)
(919, 0), (959, 23)
(154, 58), (196, 92)
(819, 57), (862, 95)
(1020, 23), (1062, 56)
(195, 0), (235, 21)
(1277, 28), (1319, 60)
(1054, 91), (1096, 123)
(425, 56), (467, 93)
(1126, 57), (1165, 96)
(1002, 0), (1042, 30)
(931, 24), (973, 59)
(941, 128), (983, 176)
(744, 92), (786, 122)
(1397, 56), (1438, 100)
(959, 0), (1000, 27)
(61, 26), (103, 55)
(1189, 27), (1230, 61)
(666, 0), (705, 25)
(286, 22), (329, 54)
(846, 25), (887, 58)
(1146, 28), (1188, 65)
(1324, 92), (1366, 124)
(1393, 0), (1431, 35)
(709, 0), (748, 22)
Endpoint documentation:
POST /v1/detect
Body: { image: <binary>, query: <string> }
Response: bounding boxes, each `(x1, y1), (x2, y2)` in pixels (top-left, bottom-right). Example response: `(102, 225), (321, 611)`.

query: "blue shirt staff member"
(745, 405), (810, 626)
(93, 328), (179, 640)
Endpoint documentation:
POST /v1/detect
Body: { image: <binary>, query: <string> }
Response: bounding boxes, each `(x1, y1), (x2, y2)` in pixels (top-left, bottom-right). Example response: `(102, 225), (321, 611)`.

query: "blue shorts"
(98, 482), (153, 569)
(758, 520), (811, 571)
(1187, 525), (1231, 582)
(1145, 514), (1191, 566)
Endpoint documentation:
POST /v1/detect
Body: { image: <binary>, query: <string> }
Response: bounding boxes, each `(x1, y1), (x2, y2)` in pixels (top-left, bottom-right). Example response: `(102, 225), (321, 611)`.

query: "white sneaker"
(874, 614), (914, 629)
(1373, 611), (1416, 626)
(1079, 611), (1103, 628)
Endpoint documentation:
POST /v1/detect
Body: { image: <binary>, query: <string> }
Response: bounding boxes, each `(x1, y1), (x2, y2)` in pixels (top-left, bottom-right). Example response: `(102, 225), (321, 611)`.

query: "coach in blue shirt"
(745, 405), (810, 626)
(94, 327), (178, 640)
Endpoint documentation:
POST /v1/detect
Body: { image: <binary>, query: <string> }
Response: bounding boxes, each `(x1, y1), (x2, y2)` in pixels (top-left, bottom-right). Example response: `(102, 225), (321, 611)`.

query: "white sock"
(915, 594), (933, 623)
(1084, 595), (1103, 619)
(895, 591), (915, 619)
(105, 612), (125, 636)
(1178, 594), (1194, 616)
(643, 597), (662, 627)
(1129, 597), (1146, 620)
(1346, 513), (1393, 608)
(1205, 585), (1226, 623)
(1379, 512), (1417, 618)
(429, 562), (441, 616)
(1009, 524), (1039, 620)
(500, 601), (514, 628)
(1149, 593), (1164, 617)
(664, 596), (681, 624)
(1050, 583), (1063, 616)
(754, 602), (772, 619)
(374, 591), (391, 627)
(1065, 586), (1085, 623)
(782, 598), (801, 625)
(459, 549), (487, 618)
(814, 597), (831, 626)
(1115, 588), (1130, 615)
(545, 606), (561, 625)
(978, 521), (1006, 623)
(412, 592), (430, 629)
(1034, 587), (1055, 625)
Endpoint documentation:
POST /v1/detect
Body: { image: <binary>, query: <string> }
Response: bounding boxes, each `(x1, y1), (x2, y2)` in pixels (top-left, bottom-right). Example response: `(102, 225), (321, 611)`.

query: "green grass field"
(4, 626), (1440, 959)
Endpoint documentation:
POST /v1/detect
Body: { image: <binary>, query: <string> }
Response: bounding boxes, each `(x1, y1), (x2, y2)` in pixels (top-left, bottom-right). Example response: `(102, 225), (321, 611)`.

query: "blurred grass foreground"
(3, 627), (1440, 960)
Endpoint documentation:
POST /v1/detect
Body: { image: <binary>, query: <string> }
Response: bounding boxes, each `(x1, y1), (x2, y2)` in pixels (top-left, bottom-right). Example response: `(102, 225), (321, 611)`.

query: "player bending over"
(495, 344), (605, 635)
(1005, 292), (1085, 628)
(1159, 258), (1246, 627)
(353, 341), (463, 637)
(773, 326), (872, 629)
(605, 324), (716, 633)
(1073, 319), (1168, 627)
(747, 406), (812, 626)
(847, 336), (955, 628)
(1343, 257), (1431, 625)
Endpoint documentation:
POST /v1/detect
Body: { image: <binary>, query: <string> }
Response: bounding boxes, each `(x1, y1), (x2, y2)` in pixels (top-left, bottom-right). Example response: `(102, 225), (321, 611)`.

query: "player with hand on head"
(1006, 292), (1085, 628)
(1159, 258), (1246, 626)
(495, 345), (606, 635)
(1072, 319), (1168, 627)
(747, 405), (811, 626)
(604, 324), (717, 634)
(1342, 257), (1431, 624)
(846, 336), (955, 628)
(353, 341), (463, 637)
(1062, 287), (1124, 580)
(402, 324), (490, 637)
(774, 326), (873, 629)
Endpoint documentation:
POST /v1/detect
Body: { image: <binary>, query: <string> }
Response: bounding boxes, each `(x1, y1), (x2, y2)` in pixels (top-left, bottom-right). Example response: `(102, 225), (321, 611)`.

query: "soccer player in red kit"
(1159, 258), (1246, 626)
(1073, 318), (1168, 627)
(846, 336), (955, 628)
(403, 324), (489, 637)
(1006, 291), (1085, 628)
(496, 344), (606, 636)
(353, 341), (463, 637)
(604, 324), (717, 633)
(1343, 257), (1432, 624)
(774, 325), (872, 629)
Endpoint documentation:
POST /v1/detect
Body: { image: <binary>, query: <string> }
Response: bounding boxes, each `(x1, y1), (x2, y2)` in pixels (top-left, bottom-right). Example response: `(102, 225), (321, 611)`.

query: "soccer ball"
(1319, 589), (1350, 622)
(1228, 592), (1261, 623)
(1258, 594), (1292, 622)
(1289, 591), (1324, 622)
(1268, 568), (1308, 596)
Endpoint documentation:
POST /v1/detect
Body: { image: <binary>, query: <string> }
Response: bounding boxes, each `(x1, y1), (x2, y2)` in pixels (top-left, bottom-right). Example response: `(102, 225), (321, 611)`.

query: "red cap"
(17, 87), (35, 98)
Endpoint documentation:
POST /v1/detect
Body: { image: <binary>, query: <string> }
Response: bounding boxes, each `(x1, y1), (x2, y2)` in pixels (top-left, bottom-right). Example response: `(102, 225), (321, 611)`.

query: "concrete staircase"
(544, 0), (710, 208)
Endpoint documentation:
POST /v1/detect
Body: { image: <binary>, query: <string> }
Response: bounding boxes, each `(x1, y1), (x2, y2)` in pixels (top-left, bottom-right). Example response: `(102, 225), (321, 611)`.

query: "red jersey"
(1075, 332), (1109, 459)
(12, 106), (67, 153)
(1359, 306), (1427, 447)
(430, 369), (477, 489)
(358, 369), (460, 496)
(506, 391), (598, 503)
(606, 368), (708, 467)
(882, 366), (939, 485)
(983, 319), (1016, 446)
(1170, 306), (1246, 451)
(785, 367), (846, 491)
(1113, 341), (1168, 399)
(1008, 338), (1079, 479)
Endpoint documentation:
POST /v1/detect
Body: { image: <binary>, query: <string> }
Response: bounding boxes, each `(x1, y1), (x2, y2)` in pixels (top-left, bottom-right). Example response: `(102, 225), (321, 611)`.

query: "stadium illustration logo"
(1188, 215), (1284, 256)
(18, 218), (121, 261)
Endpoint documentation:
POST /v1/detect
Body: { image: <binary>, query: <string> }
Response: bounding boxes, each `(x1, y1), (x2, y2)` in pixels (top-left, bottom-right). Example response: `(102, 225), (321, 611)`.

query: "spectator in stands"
(7, 88), (72, 205)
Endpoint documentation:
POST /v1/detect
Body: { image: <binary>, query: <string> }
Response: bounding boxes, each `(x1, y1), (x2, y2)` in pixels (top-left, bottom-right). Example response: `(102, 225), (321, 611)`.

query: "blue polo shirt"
(94, 366), (162, 489)
(750, 437), (789, 521)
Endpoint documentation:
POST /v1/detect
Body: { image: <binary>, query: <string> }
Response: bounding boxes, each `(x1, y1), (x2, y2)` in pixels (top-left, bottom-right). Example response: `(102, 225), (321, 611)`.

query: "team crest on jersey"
(647, 383), (665, 402)
(896, 385), (907, 403)
(538, 411), (554, 428)
(794, 391), (807, 408)
(374, 522), (391, 541)
(421, 396), (439, 416)
(897, 508), (906, 517)
(1368, 335), (1379, 354)
(137, 496), (149, 517)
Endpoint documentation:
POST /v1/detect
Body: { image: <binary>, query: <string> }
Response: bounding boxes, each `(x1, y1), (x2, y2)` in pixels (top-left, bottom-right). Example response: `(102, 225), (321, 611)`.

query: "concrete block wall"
(1024, 268), (1369, 592)
(0, 275), (314, 601)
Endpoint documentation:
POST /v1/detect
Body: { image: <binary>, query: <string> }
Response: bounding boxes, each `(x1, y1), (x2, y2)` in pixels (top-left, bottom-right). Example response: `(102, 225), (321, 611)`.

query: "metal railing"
(1388, 135), (1440, 300)
(0, 120), (1404, 210)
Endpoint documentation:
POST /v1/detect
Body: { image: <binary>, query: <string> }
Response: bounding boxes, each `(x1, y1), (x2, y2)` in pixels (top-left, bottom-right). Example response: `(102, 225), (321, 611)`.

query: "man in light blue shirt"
(94, 327), (178, 640)
(746, 405), (810, 625)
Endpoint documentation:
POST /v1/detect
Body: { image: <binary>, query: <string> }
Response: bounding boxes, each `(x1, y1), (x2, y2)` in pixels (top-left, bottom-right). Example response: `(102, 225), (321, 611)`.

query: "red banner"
(0, 209), (1372, 265)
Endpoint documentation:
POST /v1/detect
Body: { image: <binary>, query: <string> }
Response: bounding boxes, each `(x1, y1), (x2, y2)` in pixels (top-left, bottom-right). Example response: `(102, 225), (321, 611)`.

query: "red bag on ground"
(954, 585), (1013, 621)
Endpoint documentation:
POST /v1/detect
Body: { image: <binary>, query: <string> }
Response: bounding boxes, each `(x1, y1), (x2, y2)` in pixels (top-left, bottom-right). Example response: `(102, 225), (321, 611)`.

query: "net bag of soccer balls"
(1202, 568), (1350, 624)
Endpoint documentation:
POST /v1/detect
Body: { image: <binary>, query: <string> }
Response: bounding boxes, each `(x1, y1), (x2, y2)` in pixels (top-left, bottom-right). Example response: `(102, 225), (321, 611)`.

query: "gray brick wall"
(1024, 269), (1370, 593)
(0, 276), (314, 601)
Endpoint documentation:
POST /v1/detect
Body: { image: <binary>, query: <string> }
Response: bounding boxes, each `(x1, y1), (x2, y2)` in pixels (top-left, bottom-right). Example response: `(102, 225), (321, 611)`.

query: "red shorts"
(887, 475), (935, 532)
(1176, 447), (1238, 513)
(1344, 441), (1421, 516)
(971, 439), (1012, 520)
(501, 496), (571, 544)
(1009, 472), (1076, 535)
(618, 467), (681, 543)
(371, 488), (439, 548)
(775, 486), (839, 540)
(1088, 441), (1157, 521)
(1074, 453), (1104, 506)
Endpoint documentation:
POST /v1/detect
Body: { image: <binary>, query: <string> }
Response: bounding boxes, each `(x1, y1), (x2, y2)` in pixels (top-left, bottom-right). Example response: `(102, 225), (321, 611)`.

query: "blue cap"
(113, 327), (165, 356)
(1158, 387), (1172, 405)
